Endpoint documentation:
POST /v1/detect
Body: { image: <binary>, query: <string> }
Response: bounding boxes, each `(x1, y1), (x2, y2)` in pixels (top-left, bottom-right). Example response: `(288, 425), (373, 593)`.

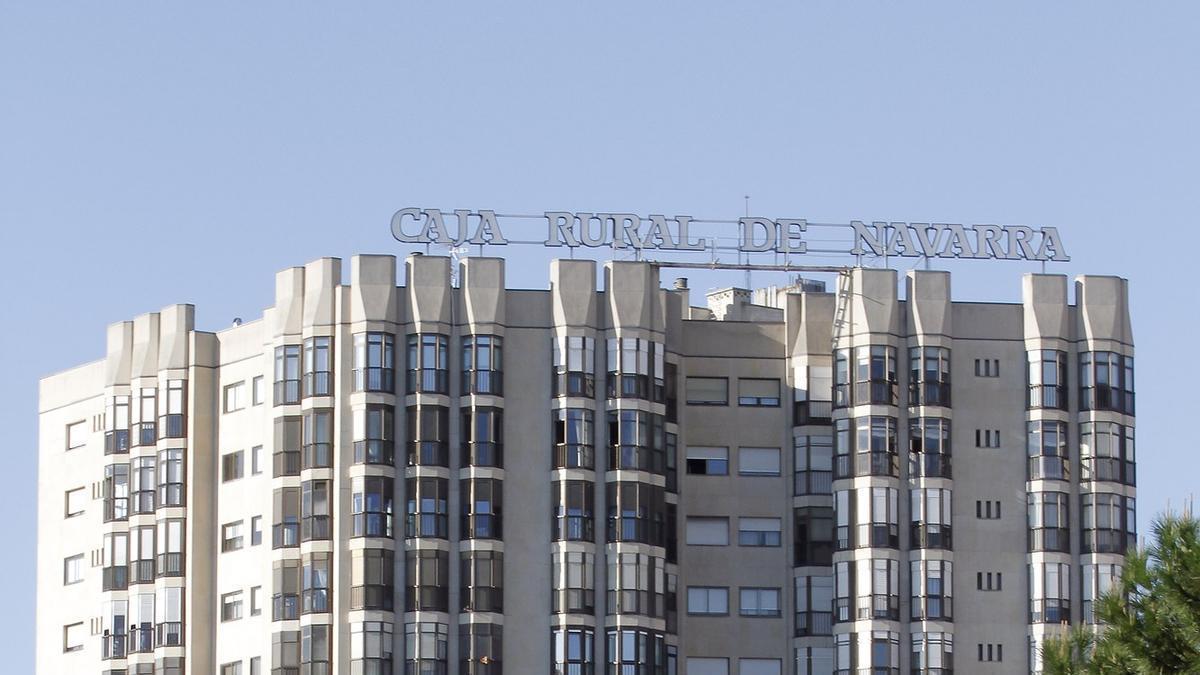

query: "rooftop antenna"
(449, 245), (470, 287)
(743, 195), (751, 290)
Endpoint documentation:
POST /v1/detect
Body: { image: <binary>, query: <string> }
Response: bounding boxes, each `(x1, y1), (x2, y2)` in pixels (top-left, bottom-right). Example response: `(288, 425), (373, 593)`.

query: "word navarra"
(390, 208), (1069, 261)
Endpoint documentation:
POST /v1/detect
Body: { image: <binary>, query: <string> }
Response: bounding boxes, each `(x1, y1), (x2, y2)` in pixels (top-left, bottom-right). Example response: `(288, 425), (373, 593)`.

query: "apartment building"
(36, 255), (1135, 675)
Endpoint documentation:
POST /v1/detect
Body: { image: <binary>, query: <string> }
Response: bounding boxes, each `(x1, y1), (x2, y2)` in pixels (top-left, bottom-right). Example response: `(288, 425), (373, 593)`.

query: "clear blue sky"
(3, 2), (1197, 667)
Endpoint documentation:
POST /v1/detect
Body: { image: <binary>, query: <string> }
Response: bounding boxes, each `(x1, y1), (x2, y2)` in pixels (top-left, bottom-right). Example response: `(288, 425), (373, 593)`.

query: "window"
(459, 623), (503, 674)
(221, 521), (244, 552)
(274, 344), (301, 405)
(220, 663), (242, 675)
(975, 429), (1000, 448)
(974, 358), (1000, 377)
(739, 447), (781, 476)
(687, 586), (729, 615)
(910, 487), (952, 549)
(406, 477), (449, 539)
(552, 550), (596, 614)
(686, 657), (728, 675)
(103, 463), (129, 522)
(272, 559), (300, 620)
(302, 336), (333, 397)
(1082, 492), (1136, 554)
(838, 487), (899, 550)
(552, 335), (595, 397)
(461, 477), (503, 539)
(606, 481), (666, 545)
(462, 334), (504, 395)
(250, 586), (262, 616)
(606, 336), (665, 401)
(607, 409), (666, 474)
(1028, 420), (1069, 480)
(302, 408), (333, 469)
(156, 519), (184, 577)
(1081, 421), (1136, 485)
(65, 487), (86, 518)
(740, 659), (782, 675)
(131, 456), (155, 514)
(794, 506), (834, 566)
(686, 446), (728, 476)
(738, 517), (782, 547)
(794, 575), (834, 637)
(1030, 561), (1070, 623)
(461, 549), (503, 612)
(301, 552), (331, 613)
(1028, 491), (1071, 552)
(977, 643), (1003, 662)
(795, 646), (834, 675)
(605, 629), (667, 674)
(103, 531), (129, 590)
(250, 657), (261, 675)
(301, 624), (331, 673)
(273, 630), (300, 674)
(105, 394), (131, 454)
(352, 476), (394, 538)
(461, 406), (503, 468)
(352, 548), (395, 611)
(353, 404), (396, 465)
(977, 571), (1003, 591)
(909, 346), (951, 407)
(407, 405), (450, 467)
(1083, 563), (1121, 624)
(252, 375), (265, 405)
(976, 500), (1001, 519)
(909, 417), (951, 478)
(406, 622), (449, 675)
(352, 621), (394, 675)
(553, 480), (594, 541)
(1080, 351), (1135, 414)
(739, 587), (781, 617)
(63, 622), (84, 652)
(160, 379), (186, 438)
(794, 434), (832, 495)
(553, 408), (594, 469)
(552, 627), (594, 674)
(353, 332), (395, 392)
(850, 559), (900, 620)
(301, 480), (331, 541)
(834, 345), (898, 407)
(911, 560), (952, 620)
(221, 450), (244, 482)
(833, 416), (899, 479)
(406, 549), (449, 611)
(273, 416), (302, 476)
(1028, 349), (1067, 409)
(223, 381), (246, 413)
(686, 376), (728, 405)
(407, 333), (449, 393)
(911, 632), (953, 675)
(158, 447), (185, 507)
(606, 552), (668, 617)
(64, 554), (84, 585)
(66, 420), (87, 450)
(133, 387), (158, 446)
(221, 591), (243, 621)
(251, 445), (263, 475)
(738, 378), (780, 406)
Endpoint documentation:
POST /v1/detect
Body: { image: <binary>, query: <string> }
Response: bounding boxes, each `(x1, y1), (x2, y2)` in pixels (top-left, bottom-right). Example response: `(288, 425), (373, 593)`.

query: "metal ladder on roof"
(831, 268), (854, 350)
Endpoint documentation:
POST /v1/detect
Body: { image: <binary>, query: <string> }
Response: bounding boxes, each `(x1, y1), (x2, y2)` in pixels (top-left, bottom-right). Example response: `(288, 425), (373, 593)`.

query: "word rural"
(390, 208), (1069, 262)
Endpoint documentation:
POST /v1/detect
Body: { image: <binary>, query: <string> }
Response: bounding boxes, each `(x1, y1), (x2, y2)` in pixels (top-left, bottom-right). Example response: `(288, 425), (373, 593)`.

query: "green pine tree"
(1042, 512), (1200, 674)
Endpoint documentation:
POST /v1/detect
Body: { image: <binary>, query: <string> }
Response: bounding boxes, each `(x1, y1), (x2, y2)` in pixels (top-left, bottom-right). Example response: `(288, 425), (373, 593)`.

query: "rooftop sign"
(390, 208), (1069, 262)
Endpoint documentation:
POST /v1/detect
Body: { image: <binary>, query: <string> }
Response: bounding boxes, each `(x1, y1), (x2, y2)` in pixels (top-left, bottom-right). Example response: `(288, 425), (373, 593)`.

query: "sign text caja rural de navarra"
(390, 208), (1069, 262)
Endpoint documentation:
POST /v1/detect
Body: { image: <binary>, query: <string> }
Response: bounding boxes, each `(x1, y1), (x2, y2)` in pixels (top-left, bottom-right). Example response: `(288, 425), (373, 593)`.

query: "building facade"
(37, 255), (1135, 675)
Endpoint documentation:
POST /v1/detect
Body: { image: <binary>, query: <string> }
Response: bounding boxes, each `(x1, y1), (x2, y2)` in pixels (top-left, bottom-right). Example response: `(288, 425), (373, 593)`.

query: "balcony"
(273, 593), (299, 621)
(461, 586), (502, 613)
(158, 413), (186, 439)
(1083, 528), (1135, 555)
(354, 440), (395, 466)
(302, 442), (332, 469)
(553, 444), (594, 471)
(794, 400), (833, 425)
(303, 371), (333, 398)
(857, 593), (900, 620)
(408, 441), (449, 468)
(1032, 598), (1070, 624)
(795, 469), (833, 496)
(275, 379), (301, 406)
(274, 450), (301, 477)
(1028, 384), (1067, 410)
(462, 442), (502, 468)
(910, 381), (951, 408)
(553, 371), (595, 398)
(794, 610), (833, 636)
(354, 366), (395, 393)
(834, 451), (898, 479)
(1029, 455), (1070, 482)
(855, 380), (898, 406)
(133, 422), (157, 447)
(129, 560), (155, 585)
(155, 622), (183, 648)
(1082, 457), (1135, 486)
(104, 430), (130, 455)
(857, 523), (900, 549)
(554, 515), (594, 541)
(407, 368), (448, 394)
(351, 584), (395, 611)
(301, 515), (331, 541)
(463, 370), (503, 396)
(102, 564), (129, 592)
(352, 513), (393, 539)
(128, 625), (154, 654)
(910, 453), (952, 479)
(911, 523), (952, 550)
(273, 522), (299, 548)
(156, 553), (184, 577)
(1030, 527), (1071, 553)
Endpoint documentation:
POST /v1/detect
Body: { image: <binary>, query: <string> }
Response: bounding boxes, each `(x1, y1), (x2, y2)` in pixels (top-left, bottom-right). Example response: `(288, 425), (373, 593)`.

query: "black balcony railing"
(155, 622), (183, 648)
(133, 422), (157, 447)
(794, 470), (833, 496)
(273, 593), (299, 621)
(857, 593), (899, 620)
(102, 565), (128, 591)
(554, 515), (594, 541)
(407, 368), (448, 394)
(1030, 527), (1071, 553)
(274, 450), (301, 477)
(553, 444), (594, 470)
(105, 430), (130, 455)
(302, 516), (331, 541)
(156, 552), (184, 577)
(794, 400), (833, 425)
(1083, 528), (1135, 555)
(910, 381), (951, 408)
(856, 523), (900, 549)
(553, 372), (595, 398)
(158, 413), (186, 439)
(130, 560), (155, 585)
(128, 625), (154, 654)
(354, 440), (395, 466)
(911, 523), (952, 550)
(101, 632), (126, 659)
(1028, 384), (1068, 410)
(1082, 457), (1136, 485)
(303, 371), (333, 398)
(275, 379), (301, 406)
(1029, 456), (1070, 481)
(351, 584), (394, 611)
(354, 367), (395, 393)
(794, 610), (833, 636)
(462, 370), (503, 396)
(1032, 598), (1070, 624)
(910, 453), (952, 479)
(352, 513), (393, 538)
(274, 522), (300, 548)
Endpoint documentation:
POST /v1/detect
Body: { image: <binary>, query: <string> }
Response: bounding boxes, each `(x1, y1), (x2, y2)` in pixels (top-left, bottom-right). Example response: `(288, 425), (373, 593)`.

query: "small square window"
(63, 554), (84, 585)
(738, 587), (781, 617)
(65, 487), (86, 518)
(685, 447), (729, 476)
(738, 378), (780, 407)
(252, 376), (265, 406)
(686, 377), (728, 405)
(66, 420), (87, 451)
(221, 521), (244, 552)
(686, 586), (729, 615)
(222, 451), (244, 482)
(223, 382), (246, 413)
(738, 447), (781, 476)
(737, 517), (782, 547)
(221, 591), (243, 622)
(685, 517), (729, 546)
(63, 622), (84, 652)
